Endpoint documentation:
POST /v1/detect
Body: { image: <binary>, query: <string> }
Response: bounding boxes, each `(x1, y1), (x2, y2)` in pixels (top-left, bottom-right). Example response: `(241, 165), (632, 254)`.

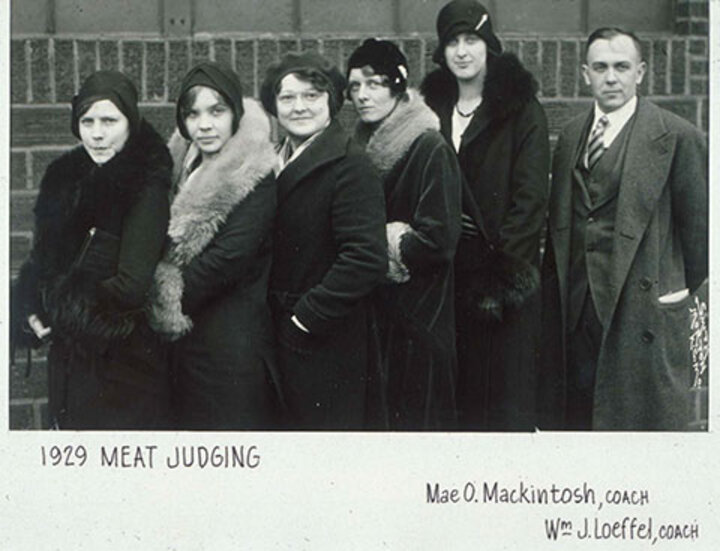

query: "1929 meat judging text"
(39, 444), (260, 469)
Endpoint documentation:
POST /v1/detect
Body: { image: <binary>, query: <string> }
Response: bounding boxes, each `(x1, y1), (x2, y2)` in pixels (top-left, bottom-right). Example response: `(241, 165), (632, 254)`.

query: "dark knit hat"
(71, 71), (139, 139)
(346, 39), (409, 96)
(432, 0), (502, 64)
(260, 51), (346, 117)
(176, 62), (245, 140)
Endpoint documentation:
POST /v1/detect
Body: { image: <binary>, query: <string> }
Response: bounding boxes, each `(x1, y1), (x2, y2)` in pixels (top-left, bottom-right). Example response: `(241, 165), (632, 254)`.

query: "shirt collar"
(593, 95), (638, 130)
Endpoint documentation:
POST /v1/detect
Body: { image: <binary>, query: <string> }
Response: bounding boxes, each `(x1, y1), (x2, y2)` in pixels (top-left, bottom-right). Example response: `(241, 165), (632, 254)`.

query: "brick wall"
(8, 1), (710, 429)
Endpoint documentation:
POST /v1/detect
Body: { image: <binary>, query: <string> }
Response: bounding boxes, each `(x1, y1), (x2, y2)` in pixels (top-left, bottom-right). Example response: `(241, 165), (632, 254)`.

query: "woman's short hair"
(260, 51), (346, 117)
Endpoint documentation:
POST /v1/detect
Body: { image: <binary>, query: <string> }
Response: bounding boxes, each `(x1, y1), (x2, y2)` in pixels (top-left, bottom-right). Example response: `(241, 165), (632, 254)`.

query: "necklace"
(455, 102), (478, 118)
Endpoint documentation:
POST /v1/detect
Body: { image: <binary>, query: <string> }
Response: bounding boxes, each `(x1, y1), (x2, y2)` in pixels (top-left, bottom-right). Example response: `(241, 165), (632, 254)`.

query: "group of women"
(11, 0), (550, 432)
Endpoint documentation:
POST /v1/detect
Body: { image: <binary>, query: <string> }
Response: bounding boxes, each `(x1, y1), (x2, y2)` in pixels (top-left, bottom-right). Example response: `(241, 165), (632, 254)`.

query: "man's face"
(582, 34), (646, 113)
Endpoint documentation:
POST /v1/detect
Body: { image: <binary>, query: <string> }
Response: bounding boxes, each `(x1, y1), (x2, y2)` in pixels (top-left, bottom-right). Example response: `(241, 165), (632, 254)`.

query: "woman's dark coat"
(422, 52), (550, 431)
(148, 99), (280, 430)
(354, 91), (462, 430)
(270, 119), (387, 430)
(12, 119), (172, 429)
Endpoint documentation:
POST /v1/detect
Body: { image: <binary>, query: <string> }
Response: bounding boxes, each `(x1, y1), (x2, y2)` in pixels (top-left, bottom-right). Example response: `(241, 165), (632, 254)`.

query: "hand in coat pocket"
(278, 315), (315, 356)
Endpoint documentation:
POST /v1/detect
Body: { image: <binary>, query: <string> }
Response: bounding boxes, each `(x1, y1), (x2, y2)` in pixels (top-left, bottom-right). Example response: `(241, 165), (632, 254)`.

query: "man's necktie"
(586, 115), (609, 171)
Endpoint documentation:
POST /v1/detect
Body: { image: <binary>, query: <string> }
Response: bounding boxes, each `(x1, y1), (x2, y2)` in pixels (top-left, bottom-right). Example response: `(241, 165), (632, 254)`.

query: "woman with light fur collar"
(421, 0), (550, 431)
(148, 62), (281, 430)
(348, 39), (462, 430)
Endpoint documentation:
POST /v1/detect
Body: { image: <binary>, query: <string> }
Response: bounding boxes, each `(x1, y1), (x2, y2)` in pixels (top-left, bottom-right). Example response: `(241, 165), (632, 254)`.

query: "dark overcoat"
(354, 91), (462, 430)
(270, 119), (387, 430)
(12, 120), (172, 429)
(421, 53), (550, 430)
(148, 99), (281, 430)
(539, 98), (708, 430)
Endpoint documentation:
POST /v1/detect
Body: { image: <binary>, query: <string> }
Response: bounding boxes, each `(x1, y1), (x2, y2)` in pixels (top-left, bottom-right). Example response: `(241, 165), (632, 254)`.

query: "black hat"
(71, 71), (139, 139)
(176, 62), (245, 140)
(433, 0), (502, 64)
(346, 39), (409, 96)
(260, 51), (346, 117)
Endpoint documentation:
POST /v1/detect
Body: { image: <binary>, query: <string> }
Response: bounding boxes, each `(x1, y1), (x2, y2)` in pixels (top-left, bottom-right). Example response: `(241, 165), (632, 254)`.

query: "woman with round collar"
(260, 52), (387, 430)
(347, 39), (462, 430)
(11, 71), (172, 429)
(148, 62), (281, 430)
(421, 0), (550, 431)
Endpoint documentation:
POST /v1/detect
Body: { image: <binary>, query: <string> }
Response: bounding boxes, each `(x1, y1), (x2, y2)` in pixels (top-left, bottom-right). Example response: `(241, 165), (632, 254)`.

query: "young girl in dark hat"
(148, 62), (282, 430)
(11, 70), (173, 429)
(260, 52), (387, 430)
(347, 38), (462, 430)
(421, 0), (551, 431)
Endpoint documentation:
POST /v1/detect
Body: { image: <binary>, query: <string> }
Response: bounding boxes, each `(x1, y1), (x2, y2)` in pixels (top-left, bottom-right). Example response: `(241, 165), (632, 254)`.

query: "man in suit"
(539, 28), (708, 430)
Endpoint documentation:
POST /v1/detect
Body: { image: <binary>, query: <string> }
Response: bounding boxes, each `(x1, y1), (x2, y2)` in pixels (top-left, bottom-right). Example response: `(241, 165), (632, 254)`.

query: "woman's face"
(275, 73), (331, 142)
(78, 99), (130, 165)
(444, 33), (487, 82)
(184, 86), (235, 159)
(347, 67), (398, 124)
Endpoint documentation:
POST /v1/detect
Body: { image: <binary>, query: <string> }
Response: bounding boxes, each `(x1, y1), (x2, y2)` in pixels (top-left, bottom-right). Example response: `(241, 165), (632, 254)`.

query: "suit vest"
(567, 115), (636, 331)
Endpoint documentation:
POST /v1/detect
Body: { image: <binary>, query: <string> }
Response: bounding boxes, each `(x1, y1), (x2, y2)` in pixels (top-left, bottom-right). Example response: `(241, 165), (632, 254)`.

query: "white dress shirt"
(590, 95), (638, 150)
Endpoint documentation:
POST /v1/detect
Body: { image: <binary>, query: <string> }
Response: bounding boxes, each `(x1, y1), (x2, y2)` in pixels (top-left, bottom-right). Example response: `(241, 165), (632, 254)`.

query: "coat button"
(587, 216), (595, 224)
(639, 277), (652, 291)
(641, 330), (655, 344)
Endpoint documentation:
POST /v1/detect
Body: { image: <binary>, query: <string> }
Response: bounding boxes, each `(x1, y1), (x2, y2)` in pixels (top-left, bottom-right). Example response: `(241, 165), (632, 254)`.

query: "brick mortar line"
(164, 41), (170, 102)
(72, 39), (79, 95)
(10, 32), (699, 42)
(24, 40), (32, 103)
(9, 398), (48, 406)
(666, 40), (673, 94)
(554, 39), (561, 100)
(24, 150), (32, 190)
(230, 37), (237, 73)
(48, 38), (57, 103)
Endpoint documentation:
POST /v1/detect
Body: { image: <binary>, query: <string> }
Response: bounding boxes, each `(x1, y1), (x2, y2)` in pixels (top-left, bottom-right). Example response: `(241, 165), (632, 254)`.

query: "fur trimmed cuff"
(386, 221), (412, 283)
(457, 248), (540, 323)
(147, 261), (193, 340)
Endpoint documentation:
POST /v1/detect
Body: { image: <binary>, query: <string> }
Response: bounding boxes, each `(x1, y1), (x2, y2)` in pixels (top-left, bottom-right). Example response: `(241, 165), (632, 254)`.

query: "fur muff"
(386, 221), (412, 283)
(12, 119), (172, 343)
(148, 98), (277, 339)
(420, 52), (538, 125)
(355, 90), (439, 284)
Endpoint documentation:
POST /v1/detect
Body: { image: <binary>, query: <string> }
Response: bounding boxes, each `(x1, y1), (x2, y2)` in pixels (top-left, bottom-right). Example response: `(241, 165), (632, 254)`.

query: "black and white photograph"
(1, 0), (718, 548)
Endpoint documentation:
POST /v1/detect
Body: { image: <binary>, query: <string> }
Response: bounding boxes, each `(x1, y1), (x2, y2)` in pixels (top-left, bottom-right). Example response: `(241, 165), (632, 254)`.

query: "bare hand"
(461, 213), (480, 239)
(27, 314), (51, 339)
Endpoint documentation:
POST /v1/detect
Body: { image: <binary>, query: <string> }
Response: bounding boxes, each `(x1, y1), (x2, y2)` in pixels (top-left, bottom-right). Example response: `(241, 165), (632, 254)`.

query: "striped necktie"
(586, 115), (609, 171)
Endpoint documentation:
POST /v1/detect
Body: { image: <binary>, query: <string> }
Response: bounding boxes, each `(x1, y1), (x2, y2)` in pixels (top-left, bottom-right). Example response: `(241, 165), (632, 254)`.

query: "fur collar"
(354, 90), (440, 177)
(149, 98), (276, 339)
(34, 119), (171, 234)
(163, 97), (276, 266)
(420, 52), (538, 123)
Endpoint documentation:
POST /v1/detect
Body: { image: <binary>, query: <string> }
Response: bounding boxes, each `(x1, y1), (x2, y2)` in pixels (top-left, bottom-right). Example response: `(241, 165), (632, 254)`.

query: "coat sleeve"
(668, 122), (708, 293)
(97, 181), (170, 310)
(293, 154), (387, 335)
(12, 156), (76, 329)
(398, 136), (462, 274)
(497, 100), (551, 263)
(180, 175), (276, 314)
